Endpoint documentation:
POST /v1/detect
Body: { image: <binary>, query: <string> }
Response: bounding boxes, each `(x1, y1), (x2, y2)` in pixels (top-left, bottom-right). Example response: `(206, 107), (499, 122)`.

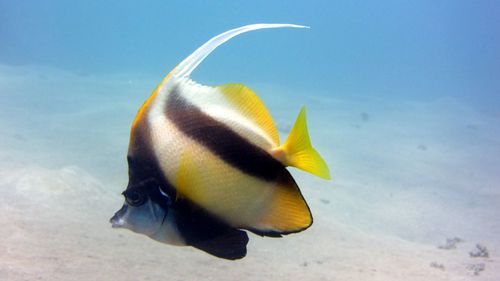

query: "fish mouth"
(110, 204), (128, 228)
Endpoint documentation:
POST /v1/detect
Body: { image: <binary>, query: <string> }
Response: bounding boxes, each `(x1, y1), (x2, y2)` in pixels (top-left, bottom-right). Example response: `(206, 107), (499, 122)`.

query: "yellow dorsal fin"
(274, 107), (331, 180)
(217, 83), (280, 146)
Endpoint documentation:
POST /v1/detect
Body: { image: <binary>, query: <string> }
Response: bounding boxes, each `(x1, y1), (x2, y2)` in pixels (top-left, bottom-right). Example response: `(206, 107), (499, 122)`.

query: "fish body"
(110, 24), (330, 260)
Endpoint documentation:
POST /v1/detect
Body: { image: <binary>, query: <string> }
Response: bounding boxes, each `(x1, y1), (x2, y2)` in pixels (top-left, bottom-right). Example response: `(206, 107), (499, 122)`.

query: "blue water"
(2, 1), (499, 104)
(1, 1), (499, 280)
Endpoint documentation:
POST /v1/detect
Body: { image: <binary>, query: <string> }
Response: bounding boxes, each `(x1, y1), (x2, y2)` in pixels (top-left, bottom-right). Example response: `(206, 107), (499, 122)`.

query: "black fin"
(190, 229), (249, 260)
(172, 199), (249, 260)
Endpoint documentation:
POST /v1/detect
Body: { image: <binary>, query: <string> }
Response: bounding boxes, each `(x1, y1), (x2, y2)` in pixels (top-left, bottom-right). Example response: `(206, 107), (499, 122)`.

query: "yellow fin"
(217, 83), (280, 146)
(277, 107), (331, 180)
(254, 173), (312, 233)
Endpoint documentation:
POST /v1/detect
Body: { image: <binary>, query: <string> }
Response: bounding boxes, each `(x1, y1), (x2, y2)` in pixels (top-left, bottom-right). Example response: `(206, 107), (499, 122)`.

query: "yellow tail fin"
(275, 107), (331, 180)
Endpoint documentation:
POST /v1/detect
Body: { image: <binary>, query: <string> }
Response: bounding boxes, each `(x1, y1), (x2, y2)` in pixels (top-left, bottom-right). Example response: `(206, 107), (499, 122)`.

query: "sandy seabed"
(1, 64), (499, 280)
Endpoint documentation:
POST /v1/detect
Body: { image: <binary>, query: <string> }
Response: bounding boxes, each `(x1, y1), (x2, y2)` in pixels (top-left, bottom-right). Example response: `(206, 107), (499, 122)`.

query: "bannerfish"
(110, 23), (331, 260)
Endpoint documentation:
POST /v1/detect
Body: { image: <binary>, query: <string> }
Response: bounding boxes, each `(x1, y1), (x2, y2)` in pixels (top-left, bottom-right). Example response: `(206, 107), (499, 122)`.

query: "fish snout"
(110, 204), (128, 228)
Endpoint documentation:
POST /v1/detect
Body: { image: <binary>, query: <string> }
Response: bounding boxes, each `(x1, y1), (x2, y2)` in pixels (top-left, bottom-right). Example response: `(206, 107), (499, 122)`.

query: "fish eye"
(125, 190), (145, 206)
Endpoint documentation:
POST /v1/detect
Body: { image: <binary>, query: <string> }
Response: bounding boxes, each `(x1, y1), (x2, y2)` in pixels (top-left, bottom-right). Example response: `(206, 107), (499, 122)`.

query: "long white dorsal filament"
(173, 23), (309, 79)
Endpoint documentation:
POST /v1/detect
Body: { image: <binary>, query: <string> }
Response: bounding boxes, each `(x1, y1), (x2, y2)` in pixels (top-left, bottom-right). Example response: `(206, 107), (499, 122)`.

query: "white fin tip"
(173, 23), (309, 79)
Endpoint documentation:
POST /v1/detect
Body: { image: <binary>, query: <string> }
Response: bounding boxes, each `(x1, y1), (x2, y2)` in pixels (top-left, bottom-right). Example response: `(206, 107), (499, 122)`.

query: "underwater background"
(1, 1), (499, 280)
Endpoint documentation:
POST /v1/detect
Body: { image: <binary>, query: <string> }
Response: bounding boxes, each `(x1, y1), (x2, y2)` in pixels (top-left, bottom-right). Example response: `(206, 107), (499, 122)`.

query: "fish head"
(110, 198), (166, 236)
(110, 149), (174, 238)
(110, 178), (172, 236)
(111, 107), (173, 231)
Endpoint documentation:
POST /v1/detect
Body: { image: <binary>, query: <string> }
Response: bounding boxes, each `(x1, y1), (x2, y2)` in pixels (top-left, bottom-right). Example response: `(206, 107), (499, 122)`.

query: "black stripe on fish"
(165, 86), (284, 182)
(127, 111), (177, 200)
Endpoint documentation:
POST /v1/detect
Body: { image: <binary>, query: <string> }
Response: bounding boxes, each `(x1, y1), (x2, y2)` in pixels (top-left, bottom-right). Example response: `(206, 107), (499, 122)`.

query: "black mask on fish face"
(110, 177), (173, 236)
(111, 178), (165, 223)
(123, 153), (174, 210)
(110, 151), (174, 238)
